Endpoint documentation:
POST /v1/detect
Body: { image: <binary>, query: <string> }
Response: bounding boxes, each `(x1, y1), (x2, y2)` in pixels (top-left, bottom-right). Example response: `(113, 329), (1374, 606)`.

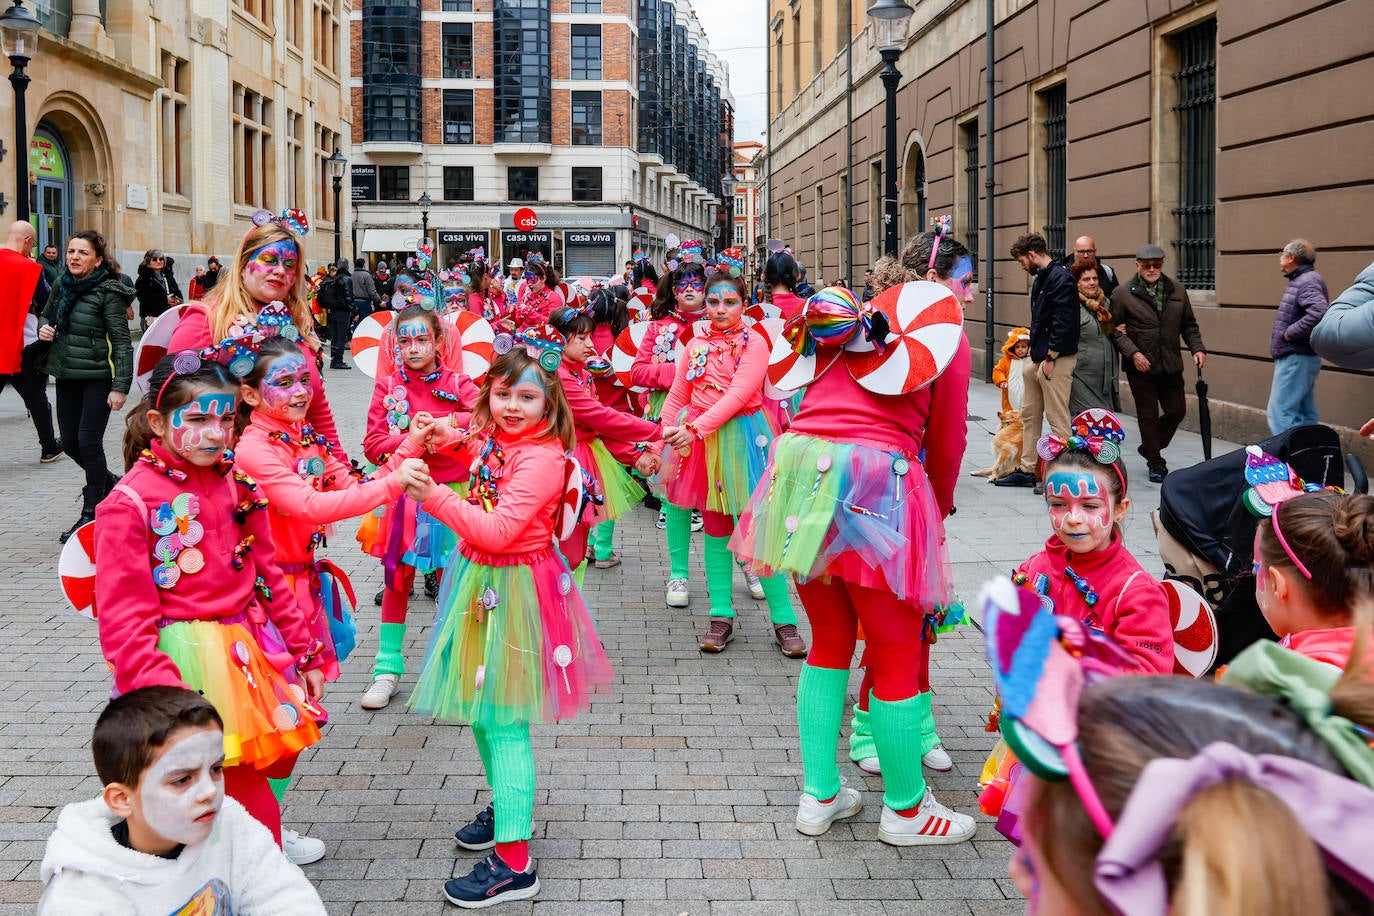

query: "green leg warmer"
(371, 621), (407, 678)
(268, 776), (291, 804)
(572, 559), (587, 590)
(591, 519), (616, 561)
(915, 690), (942, 755)
(758, 573), (797, 625)
(471, 722), (494, 791)
(796, 664), (850, 800)
(473, 721), (535, 843)
(847, 701), (878, 764)
(704, 535), (736, 618)
(664, 503), (692, 580)
(870, 694), (929, 811)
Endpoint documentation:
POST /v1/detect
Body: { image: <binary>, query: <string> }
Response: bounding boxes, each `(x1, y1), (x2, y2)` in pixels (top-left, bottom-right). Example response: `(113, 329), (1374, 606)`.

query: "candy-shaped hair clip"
(251, 207), (310, 236)
(1038, 409), (1126, 466)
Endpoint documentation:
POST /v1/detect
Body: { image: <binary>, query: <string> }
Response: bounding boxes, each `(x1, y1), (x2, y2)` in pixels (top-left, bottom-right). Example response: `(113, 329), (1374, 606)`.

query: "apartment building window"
(444, 166), (475, 201)
(362, 0), (421, 142)
(572, 0), (601, 11)
(234, 0), (272, 28)
(961, 118), (980, 278)
(442, 23), (474, 78)
(316, 127), (340, 221)
(814, 185), (824, 279)
(232, 85), (272, 208)
(379, 165), (410, 201)
(811, 6), (822, 79)
(637, 0), (660, 154)
(509, 166), (539, 201)
(441, 0), (472, 8)
(493, 0), (551, 143)
(314, 0), (340, 73)
(571, 25), (602, 80)
(1171, 19), (1217, 289)
(791, 10), (801, 102)
(285, 0), (303, 46)
(734, 224), (745, 245)
(772, 24), (783, 112)
(572, 167), (603, 202)
(570, 91), (602, 145)
(443, 90), (475, 143)
(159, 53), (189, 197)
(1039, 84), (1067, 260)
(286, 112), (304, 209)
(734, 196), (744, 216)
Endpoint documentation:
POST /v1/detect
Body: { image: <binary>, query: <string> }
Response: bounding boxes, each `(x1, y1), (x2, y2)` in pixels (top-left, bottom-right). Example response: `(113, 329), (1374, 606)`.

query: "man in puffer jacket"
(1265, 239), (1329, 434)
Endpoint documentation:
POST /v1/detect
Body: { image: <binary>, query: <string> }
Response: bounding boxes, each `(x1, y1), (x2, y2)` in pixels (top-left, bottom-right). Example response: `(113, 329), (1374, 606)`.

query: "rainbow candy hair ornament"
(782, 285), (889, 358)
(679, 240), (704, 264)
(717, 247), (747, 278)
(251, 207), (310, 236)
(200, 300), (298, 377)
(467, 246), (486, 262)
(493, 323), (566, 372)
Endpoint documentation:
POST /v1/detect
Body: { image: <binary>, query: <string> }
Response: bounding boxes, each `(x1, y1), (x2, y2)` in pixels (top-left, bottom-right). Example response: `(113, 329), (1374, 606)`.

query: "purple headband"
(1095, 741), (1374, 914)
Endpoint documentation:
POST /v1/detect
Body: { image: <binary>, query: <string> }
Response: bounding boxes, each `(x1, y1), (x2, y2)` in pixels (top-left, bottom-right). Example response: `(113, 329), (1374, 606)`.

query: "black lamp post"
(418, 191), (431, 246)
(1, 0), (40, 223)
(867, 0), (915, 258)
(328, 148), (346, 264)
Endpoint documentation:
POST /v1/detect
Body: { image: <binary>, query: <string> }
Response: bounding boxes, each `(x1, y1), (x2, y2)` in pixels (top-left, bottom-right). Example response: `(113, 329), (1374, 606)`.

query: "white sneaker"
(742, 568), (765, 600)
(878, 789), (976, 846)
(282, 827), (326, 865)
(360, 673), (400, 710)
(665, 578), (690, 608)
(655, 511), (667, 530)
(690, 510), (704, 532)
(856, 757), (881, 775)
(922, 744), (953, 772)
(795, 785), (863, 836)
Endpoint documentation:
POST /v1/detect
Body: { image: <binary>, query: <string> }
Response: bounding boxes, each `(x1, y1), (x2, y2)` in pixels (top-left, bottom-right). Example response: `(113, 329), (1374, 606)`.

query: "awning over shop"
(360, 229), (421, 252)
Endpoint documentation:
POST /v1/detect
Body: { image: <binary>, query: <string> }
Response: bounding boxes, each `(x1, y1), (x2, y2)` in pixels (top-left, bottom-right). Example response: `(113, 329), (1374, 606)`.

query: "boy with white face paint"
(39, 687), (325, 915)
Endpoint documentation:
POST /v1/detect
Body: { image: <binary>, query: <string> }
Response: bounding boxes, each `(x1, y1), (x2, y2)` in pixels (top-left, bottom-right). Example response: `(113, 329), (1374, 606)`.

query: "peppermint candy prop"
(845, 281), (965, 396)
(350, 311), (393, 377)
(555, 455), (590, 541)
(134, 304), (190, 391)
(611, 321), (652, 392)
(443, 310), (496, 382)
(58, 520), (99, 619)
(1162, 579), (1219, 678)
(628, 287), (654, 321)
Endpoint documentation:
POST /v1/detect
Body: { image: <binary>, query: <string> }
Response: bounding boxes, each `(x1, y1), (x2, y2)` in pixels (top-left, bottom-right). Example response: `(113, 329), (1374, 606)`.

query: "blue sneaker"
(443, 853), (539, 908)
(453, 805), (496, 851)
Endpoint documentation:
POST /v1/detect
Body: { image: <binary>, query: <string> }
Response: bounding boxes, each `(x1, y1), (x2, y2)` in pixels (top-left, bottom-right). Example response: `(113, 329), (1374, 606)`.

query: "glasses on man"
(1138, 259), (1164, 270)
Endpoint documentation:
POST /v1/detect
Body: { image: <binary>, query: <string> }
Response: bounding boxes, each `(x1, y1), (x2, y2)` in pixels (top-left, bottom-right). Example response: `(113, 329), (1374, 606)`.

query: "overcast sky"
(692, 0), (769, 143)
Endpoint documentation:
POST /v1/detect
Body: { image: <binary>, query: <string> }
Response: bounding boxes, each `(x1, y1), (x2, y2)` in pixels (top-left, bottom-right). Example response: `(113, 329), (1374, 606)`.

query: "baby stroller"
(1152, 424), (1367, 671)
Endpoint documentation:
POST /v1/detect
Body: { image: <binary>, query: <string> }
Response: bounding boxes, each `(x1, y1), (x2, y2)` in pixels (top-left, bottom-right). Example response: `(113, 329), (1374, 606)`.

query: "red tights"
(701, 510), (734, 537)
(380, 564), (416, 625)
(796, 578), (931, 702)
(224, 764), (283, 846)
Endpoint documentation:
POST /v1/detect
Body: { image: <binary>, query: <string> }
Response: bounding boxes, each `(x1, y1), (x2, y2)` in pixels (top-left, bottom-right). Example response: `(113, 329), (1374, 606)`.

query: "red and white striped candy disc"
(755, 318), (798, 401)
(444, 311), (495, 383)
(743, 302), (781, 323)
(612, 321), (651, 392)
(556, 455), (586, 541)
(134, 305), (189, 391)
(629, 287), (655, 321)
(350, 311), (394, 378)
(767, 331), (841, 391)
(58, 521), (98, 619)
(847, 281), (965, 396)
(1163, 579), (1219, 678)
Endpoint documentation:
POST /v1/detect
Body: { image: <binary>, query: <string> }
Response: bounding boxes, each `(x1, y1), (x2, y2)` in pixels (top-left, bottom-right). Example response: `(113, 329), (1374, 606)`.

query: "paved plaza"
(0, 357), (1233, 914)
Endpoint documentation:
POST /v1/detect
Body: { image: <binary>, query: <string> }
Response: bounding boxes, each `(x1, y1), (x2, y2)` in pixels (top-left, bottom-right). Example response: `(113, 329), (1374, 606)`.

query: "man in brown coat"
(1109, 244), (1207, 482)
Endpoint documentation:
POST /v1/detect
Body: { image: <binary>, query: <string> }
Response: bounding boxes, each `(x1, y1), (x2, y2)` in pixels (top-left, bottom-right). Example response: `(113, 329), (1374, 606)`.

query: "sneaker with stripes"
(877, 788), (976, 846)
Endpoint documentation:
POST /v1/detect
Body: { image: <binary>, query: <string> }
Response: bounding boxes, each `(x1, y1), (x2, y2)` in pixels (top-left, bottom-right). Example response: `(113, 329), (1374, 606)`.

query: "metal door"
(36, 177), (71, 252)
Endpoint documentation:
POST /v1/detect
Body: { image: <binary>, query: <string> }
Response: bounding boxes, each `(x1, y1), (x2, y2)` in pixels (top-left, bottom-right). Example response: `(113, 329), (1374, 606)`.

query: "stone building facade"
(767, 0), (1373, 446)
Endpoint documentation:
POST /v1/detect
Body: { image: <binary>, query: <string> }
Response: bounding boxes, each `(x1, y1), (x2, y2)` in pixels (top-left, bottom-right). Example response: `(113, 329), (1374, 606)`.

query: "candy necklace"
(139, 448), (188, 482)
(470, 437), (506, 511)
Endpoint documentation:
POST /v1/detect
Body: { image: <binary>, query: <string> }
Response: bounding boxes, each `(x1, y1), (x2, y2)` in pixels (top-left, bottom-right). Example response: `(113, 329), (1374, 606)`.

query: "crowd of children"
(36, 213), (1374, 914)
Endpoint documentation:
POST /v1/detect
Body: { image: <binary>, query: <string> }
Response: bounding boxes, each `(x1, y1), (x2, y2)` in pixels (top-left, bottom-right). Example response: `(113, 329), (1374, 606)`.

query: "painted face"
(674, 275), (706, 312)
(396, 320), (438, 374)
(705, 283), (745, 331)
(164, 392), (237, 465)
(254, 352), (312, 422)
(241, 240), (299, 302)
(1045, 468), (1118, 554)
(489, 369), (547, 437)
(943, 256), (976, 304)
(562, 332), (596, 365)
(134, 727), (225, 848)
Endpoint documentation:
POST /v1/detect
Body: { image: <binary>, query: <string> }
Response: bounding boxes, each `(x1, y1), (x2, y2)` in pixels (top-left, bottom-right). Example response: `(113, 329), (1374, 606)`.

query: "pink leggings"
(224, 753), (296, 847)
(795, 578), (931, 702)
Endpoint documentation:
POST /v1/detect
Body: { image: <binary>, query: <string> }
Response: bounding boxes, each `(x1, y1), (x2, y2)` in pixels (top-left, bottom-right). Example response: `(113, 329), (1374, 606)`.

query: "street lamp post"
(418, 191), (431, 246)
(867, 0), (915, 258)
(1, 0), (41, 223)
(328, 148), (346, 265)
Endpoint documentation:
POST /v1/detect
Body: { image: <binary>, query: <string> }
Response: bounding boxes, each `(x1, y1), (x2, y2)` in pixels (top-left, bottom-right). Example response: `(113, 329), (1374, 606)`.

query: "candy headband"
(250, 207), (309, 236)
(1038, 408), (1128, 494)
(928, 214), (952, 271)
(717, 247), (747, 279)
(679, 239), (704, 264)
(1241, 445), (1331, 580)
(200, 301), (299, 378)
(493, 324), (565, 372)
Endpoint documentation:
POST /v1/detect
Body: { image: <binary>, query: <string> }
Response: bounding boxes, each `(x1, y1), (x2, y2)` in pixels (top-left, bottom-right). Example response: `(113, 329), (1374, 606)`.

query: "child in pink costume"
(96, 354), (325, 848)
(550, 305), (661, 574)
(587, 288), (640, 566)
(657, 271), (804, 656)
(360, 306), (480, 709)
(234, 336), (434, 683)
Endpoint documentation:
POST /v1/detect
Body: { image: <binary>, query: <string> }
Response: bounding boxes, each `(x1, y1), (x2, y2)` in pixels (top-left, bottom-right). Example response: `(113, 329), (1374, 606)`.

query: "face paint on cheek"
(1046, 470), (1114, 532)
(139, 730), (225, 846)
(168, 393), (237, 452)
(246, 241), (300, 282)
(259, 355), (311, 413)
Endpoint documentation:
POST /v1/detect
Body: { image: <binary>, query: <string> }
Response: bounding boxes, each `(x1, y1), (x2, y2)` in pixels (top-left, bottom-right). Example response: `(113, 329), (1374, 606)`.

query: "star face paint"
(242, 240), (299, 302)
(135, 727), (225, 848)
(166, 392), (237, 465)
(255, 352), (312, 423)
(1045, 469), (1116, 554)
(396, 320), (439, 374)
(705, 283), (745, 331)
(490, 371), (547, 437)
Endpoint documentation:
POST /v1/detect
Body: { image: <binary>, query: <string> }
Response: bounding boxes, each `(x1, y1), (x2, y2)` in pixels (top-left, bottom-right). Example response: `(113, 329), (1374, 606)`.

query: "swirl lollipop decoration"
(251, 207), (310, 236)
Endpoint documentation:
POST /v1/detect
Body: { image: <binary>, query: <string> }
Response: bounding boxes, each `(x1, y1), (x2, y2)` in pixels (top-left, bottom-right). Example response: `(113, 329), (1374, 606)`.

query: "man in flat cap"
(1109, 244), (1207, 482)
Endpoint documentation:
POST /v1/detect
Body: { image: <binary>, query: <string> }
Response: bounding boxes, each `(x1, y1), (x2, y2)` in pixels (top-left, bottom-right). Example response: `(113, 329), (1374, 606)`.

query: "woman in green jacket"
(38, 230), (134, 541)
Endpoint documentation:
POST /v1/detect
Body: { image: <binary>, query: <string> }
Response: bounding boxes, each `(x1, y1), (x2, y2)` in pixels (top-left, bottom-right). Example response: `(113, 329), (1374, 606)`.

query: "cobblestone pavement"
(0, 354), (1235, 915)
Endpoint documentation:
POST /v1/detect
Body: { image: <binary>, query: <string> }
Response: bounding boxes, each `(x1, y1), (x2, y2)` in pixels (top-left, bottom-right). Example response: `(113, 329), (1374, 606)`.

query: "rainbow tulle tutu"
(656, 408), (775, 516)
(408, 544), (614, 726)
(731, 433), (955, 606)
(157, 615), (323, 771)
(362, 482), (468, 579)
(574, 438), (645, 523)
(643, 389), (669, 422)
(279, 559), (357, 682)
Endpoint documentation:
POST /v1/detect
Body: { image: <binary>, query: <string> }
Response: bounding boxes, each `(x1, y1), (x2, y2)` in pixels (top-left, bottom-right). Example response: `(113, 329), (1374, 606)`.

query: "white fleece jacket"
(38, 797), (326, 915)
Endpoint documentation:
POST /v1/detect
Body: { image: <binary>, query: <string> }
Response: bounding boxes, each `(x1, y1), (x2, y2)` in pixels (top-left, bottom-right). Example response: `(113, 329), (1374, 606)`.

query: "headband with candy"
(1037, 408), (1127, 467)
(200, 301), (299, 378)
(524, 252), (544, 266)
(928, 214), (953, 271)
(783, 286), (889, 358)
(632, 248), (648, 262)
(493, 324), (566, 372)
(251, 207), (310, 236)
(1241, 446), (1332, 579)
(717, 247), (746, 278)
(679, 240), (704, 263)
(467, 247), (486, 262)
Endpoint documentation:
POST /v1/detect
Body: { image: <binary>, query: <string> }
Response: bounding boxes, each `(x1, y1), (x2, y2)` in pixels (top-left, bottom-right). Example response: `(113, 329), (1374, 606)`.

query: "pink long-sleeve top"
(425, 430), (567, 555)
(591, 324), (631, 413)
(1280, 627), (1354, 670)
(363, 366), (479, 482)
(659, 322), (768, 438)
(95, 440), (320, 694)
(771, 290), (806, 321)
(1015, 534), (1174, 675)
(629, 314), (691, 392)
(169, 303), (347, 461)
(789, 335), (971, 518)
(559, 359), (660, 464)
(235, 412), (425, 562)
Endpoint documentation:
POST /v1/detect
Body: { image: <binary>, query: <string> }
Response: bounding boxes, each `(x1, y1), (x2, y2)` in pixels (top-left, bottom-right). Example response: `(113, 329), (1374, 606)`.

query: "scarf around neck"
(51, 264), (113, 333)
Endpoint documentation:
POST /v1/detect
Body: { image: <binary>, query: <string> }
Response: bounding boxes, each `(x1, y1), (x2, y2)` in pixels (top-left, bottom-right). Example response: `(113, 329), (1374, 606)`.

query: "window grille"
(1040, 85), (1067, 261)
(1171, 19), (1217, 289)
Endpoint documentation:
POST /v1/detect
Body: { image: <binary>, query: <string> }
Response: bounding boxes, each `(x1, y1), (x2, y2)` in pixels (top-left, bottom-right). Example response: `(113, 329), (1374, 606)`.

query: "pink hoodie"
(1280, 627), (1355, 669)
(363, 366), (480, 482)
